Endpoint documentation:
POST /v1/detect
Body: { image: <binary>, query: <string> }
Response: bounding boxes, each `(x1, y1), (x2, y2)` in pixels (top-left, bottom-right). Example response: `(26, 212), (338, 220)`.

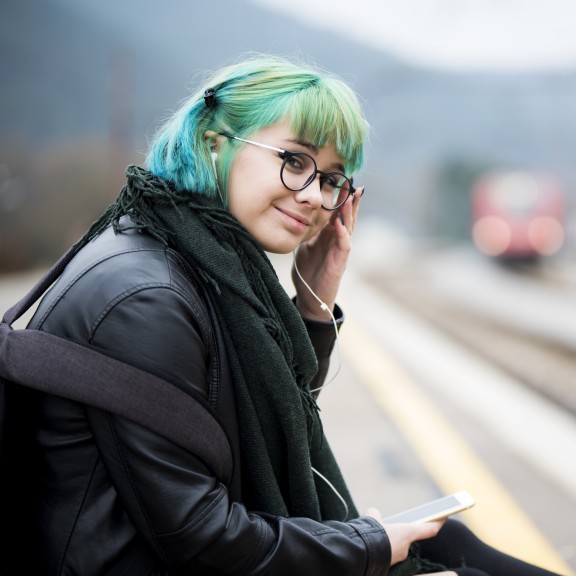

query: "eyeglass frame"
(217, 131), (358, 211)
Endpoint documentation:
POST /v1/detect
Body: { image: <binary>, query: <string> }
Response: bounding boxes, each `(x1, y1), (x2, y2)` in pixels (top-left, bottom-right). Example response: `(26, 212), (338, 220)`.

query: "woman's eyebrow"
(285, 138), (318, 155)
(330, 162), (346, 174)
(284, 139), (346, 173)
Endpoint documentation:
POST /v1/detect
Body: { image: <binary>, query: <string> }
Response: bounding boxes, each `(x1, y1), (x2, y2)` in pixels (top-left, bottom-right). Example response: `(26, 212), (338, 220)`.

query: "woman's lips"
(276, 207), (311, 231)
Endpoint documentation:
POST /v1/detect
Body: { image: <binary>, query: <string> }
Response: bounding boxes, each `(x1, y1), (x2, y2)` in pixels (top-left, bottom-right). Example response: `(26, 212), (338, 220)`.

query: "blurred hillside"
(1, 0), (576, 271)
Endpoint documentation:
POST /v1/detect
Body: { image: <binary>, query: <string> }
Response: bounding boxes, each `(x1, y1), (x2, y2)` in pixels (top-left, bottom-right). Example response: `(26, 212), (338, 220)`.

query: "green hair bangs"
(207, 57), (368, 174)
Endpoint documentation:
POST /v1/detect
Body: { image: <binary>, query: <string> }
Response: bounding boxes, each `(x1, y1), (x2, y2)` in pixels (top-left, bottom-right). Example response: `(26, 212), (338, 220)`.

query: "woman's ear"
(204, 130), (222, 152)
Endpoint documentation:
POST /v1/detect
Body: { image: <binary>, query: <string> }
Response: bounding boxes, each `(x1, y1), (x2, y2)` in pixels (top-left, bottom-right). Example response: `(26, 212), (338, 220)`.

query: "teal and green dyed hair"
(146, 55), (369, 202)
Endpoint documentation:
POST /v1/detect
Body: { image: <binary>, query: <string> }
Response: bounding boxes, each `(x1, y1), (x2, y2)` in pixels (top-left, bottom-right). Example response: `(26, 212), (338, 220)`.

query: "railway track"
(363, 271), (576, 418)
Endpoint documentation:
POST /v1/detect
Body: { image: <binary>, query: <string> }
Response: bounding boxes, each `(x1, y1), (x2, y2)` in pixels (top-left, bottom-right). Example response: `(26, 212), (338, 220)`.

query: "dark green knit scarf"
(75, 165), (356, 521)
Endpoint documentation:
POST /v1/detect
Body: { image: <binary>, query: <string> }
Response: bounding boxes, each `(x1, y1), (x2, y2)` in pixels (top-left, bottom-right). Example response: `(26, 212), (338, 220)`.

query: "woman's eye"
(325, 176), (338, 188)
(321, 175), (340, 190)
(281, 153), (305, 172)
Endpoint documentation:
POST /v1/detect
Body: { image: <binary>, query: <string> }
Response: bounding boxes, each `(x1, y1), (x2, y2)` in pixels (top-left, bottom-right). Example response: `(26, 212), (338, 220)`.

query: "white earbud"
(210, 150), (225, 204)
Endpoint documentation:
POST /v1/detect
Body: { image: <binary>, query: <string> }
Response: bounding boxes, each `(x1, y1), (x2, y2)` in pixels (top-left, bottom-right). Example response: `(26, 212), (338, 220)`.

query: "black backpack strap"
(0, 248), (233, 484)
(0, 324), (233, 483)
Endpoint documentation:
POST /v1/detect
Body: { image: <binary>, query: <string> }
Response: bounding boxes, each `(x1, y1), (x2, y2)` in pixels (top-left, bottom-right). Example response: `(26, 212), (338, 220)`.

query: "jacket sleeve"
(88, 410), (390, 575)
(87, 287), (391, 576)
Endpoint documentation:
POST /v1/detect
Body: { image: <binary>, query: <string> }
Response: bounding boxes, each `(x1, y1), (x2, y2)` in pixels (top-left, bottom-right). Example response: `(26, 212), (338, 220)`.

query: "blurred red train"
(471, 171), (566, 260)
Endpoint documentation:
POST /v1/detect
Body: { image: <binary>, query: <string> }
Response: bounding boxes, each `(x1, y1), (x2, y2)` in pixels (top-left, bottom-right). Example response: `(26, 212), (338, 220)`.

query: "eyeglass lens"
(280, 152), (353, 210)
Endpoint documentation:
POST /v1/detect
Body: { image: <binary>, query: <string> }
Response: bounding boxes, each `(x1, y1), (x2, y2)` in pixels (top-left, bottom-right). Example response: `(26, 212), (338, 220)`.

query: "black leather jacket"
(9, 223), (391, 575)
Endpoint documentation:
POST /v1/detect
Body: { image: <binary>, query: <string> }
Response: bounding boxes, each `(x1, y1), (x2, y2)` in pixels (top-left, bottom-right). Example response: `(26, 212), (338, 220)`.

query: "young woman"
(3, 56), (563, 575)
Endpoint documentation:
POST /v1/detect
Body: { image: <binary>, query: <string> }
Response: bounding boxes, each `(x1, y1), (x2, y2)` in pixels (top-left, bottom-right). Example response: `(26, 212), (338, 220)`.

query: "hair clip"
(203, 88), (217, 109)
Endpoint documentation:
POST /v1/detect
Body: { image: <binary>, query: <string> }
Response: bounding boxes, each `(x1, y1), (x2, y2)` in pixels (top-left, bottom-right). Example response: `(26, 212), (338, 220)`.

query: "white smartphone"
(383, 491), (475, 524)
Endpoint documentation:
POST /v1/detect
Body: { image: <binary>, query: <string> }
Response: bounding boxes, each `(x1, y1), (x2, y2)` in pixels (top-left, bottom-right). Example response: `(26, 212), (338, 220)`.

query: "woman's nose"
(293, 176), (324, 207)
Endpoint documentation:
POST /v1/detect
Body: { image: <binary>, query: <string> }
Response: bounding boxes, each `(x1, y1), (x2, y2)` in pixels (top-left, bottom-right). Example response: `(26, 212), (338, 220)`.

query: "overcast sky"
(250, 0), (576, 72)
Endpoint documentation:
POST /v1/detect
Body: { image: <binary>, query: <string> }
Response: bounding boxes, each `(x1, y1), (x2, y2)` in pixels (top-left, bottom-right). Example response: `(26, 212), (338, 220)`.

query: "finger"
(340, 189), (361, 235)
(413, 519), (445, 541)
(327, 207), (344, 230)
(334, 212), (352, 251)
(335, 195), (355, 229)
(350, 186), (363, 226)
(352, 185), (365, 204)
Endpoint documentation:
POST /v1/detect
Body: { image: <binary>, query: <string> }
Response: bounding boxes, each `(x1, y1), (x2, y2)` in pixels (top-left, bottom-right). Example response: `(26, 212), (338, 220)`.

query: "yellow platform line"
(340, 316), (574, 576)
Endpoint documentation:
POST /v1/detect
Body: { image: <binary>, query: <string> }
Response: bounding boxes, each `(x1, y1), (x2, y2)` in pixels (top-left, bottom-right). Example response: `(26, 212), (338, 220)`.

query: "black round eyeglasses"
(218, 132), (358, 211)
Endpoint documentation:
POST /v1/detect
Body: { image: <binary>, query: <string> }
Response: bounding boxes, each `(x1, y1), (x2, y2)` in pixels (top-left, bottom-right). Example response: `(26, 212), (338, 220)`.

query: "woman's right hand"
(364, 507), (446, 566)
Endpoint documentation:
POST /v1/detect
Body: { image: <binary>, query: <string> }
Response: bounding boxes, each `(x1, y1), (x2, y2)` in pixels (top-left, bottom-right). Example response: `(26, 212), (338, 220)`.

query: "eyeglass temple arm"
(217, 132), (287, 155)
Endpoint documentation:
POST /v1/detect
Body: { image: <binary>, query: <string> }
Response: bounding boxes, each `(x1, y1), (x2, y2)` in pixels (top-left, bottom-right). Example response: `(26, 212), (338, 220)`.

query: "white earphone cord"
(291, 248), (341, 394)
(311, 466), (350, 521)
(292, 251), (348, 520)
